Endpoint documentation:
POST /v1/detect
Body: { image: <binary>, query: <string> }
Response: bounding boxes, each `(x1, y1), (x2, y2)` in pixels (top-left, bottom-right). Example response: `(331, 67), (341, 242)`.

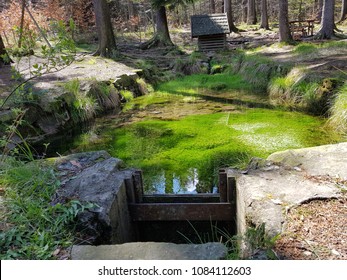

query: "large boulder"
(3, 55), (147, 142)
(52, 151), (137, 245)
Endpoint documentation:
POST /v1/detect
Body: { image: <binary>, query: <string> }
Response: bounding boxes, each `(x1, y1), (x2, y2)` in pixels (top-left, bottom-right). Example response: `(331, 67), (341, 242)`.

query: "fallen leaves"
(275, 196), (347, 260)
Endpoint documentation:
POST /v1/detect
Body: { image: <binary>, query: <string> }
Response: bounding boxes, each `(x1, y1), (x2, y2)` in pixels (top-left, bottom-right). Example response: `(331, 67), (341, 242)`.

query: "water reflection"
(143, 168), (217, 194)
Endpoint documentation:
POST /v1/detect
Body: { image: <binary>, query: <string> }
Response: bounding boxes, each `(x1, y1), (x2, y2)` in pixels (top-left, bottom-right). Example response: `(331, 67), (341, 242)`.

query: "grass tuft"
(328, 83), (347, 133)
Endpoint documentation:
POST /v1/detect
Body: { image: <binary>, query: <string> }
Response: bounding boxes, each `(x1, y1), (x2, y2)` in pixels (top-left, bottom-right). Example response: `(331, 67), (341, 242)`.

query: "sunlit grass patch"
(293, 43), (318, 55)
(156, 73), (254, 96)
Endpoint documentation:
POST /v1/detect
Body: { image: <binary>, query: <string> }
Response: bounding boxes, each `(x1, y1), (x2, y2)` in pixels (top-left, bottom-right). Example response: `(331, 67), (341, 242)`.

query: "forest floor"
(1, 27), (347, 260)
(274, 194), (347, 260)
(116, 26), (347, 79)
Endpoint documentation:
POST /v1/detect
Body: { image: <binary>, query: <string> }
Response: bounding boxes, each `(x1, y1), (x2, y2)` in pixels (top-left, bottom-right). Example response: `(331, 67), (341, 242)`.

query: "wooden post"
(219, 169), (227, 202)
(124, 177), (136, 203)
(133, 170), (144, 203)
(227, 176), (236, 203)
(227, 172), (237, 224)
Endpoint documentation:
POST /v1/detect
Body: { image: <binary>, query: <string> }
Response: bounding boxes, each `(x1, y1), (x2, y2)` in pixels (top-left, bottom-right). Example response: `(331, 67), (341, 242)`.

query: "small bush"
(210, 64), (224, 74)
(268, 67), (321, 109)
(172, 52), (208, 75)
(135, 59), (162, 84)
(231, 52), (287, 92)
(136, 77), (153, 95)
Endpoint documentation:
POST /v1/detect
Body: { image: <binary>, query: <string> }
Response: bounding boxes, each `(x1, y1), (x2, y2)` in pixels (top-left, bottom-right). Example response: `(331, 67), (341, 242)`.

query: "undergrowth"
(0, 158), (94, 259)
(245, 223), (280, 260)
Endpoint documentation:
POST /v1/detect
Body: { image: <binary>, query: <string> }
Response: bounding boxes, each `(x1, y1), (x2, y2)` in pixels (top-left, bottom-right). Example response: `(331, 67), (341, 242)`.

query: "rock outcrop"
(236, 142), (347, 258)
(1, 55), (149, 143)
(52, 151), (138, 245)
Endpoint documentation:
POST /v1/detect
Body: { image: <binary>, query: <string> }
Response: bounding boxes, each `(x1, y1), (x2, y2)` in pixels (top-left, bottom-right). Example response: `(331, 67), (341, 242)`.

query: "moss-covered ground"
(54, 73), (341, 194)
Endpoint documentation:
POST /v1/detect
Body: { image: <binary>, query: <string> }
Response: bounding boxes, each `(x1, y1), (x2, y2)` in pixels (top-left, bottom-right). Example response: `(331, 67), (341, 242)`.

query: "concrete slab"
(71, 242), (228, 260)
(236, 142), (347, 257)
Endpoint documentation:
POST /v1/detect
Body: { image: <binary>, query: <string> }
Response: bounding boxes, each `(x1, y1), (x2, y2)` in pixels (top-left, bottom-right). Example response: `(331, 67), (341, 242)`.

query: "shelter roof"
(191, 13), (230, 38)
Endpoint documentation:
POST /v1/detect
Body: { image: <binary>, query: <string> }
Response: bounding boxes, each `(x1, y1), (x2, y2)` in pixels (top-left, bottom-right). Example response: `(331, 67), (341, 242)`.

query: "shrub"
(120, 90), (134, 102)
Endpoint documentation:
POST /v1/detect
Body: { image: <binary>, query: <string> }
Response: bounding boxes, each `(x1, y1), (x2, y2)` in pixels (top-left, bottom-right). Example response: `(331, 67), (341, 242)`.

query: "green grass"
(318, 40), (347, 49)
(0, 159), (94, 259)
(156, 73), (254, 94)
(328, 83), (347, 133)
(122, 91), (181, 111)
(60, 79), (98, 123)
(293, 43), (318, 55)
(292, 41), (347, 59)
(75, 42), (97, 53)
(56, 72), (341, 194)
(77, 108), (336, 194)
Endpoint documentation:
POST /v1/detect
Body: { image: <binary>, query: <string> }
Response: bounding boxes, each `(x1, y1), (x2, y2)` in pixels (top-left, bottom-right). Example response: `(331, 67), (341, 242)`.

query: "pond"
(41, 73), (340, 194)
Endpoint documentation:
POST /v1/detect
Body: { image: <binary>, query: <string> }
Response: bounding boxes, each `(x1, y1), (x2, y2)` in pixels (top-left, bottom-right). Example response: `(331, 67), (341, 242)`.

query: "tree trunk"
(155, 6), (173, 45)
(247, 0), (257, 24)
(278, 0), (293, 43)
(224, 0), (239, 32)
(339, 0), (347, 22)
(316, 0), (335, 38)
(0, 34), (11, 66)
(210, 0), (216, 14)
(298, 0), (304, 21)
(92, 0), (117, 57)
(317, 0), (324, 22)
(242, 0), (248, 23)
(127, 0), (134, 19)
(140, 5), (173, 50)
(127, 0), (134, 31)
(260, 0), (270, 29)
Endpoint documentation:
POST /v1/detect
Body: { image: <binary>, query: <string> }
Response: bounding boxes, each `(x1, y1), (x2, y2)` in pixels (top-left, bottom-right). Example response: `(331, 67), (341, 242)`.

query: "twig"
(0, 57), (78, 109)
(303, 239), (321, 260)
(0, 109), (28, 163)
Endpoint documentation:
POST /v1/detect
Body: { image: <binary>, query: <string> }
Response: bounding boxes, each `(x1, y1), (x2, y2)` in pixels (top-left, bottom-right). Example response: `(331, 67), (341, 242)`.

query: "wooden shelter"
(191, 13), (230, 52)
